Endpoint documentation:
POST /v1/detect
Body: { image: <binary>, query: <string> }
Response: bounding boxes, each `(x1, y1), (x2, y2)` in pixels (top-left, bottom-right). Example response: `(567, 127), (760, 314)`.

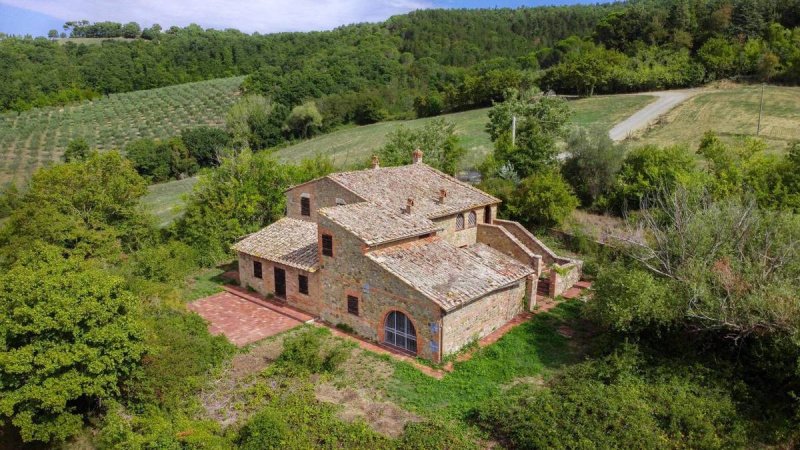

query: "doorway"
(274, 267), (286, 299)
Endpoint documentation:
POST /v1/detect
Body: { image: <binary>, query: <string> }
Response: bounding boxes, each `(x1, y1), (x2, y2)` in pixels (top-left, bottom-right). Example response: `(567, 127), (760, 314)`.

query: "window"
(253, 261), (262, 279)
(384, 311), (417, 353)
(347, 295), (359, 316)
(321, 234), (333, 257)
(468, 211), (477, 227)
(335, 198), (346, 206)
(300, 195), (311, 216)
(298, 274), (309, 295)
(484, 205), (492, 224)
(455, 213), (465, 230)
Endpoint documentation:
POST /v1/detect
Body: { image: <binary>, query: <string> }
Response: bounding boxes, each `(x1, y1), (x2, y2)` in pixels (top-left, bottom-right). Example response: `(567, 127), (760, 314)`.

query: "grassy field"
(635, 84), (800, 152)
(273, 94), (655, 169)
(0, 76), (243, 186)
(142, 177), (199, 227)
(140, 94), (654, 225)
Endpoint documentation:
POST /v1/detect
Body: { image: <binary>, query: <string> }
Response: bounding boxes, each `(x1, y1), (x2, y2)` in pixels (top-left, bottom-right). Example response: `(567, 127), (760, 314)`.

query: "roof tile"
(231, 218), (319, 272)
(318, 202), (441, 246)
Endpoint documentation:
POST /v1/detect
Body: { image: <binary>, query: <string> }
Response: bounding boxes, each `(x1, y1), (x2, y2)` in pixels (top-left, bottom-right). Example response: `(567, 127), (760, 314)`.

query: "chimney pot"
(412, 148), (423, 164)
(405, 197), (414, 214)
(439, 188), (447, 203)
(371, 155), (379, 169)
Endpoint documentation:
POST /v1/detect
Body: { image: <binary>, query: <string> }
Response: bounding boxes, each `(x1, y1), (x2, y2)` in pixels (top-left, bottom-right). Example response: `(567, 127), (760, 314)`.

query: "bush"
(509, 171), (579, 227)
(396, 419), (480, 450)
(277, 328), (350, 374)
(475, 345), (748, 449)
(237, 390), (390, 450)
(63, 137), (90, 162)
(587, 264), (681, 333)
(181, 126), (231, 168)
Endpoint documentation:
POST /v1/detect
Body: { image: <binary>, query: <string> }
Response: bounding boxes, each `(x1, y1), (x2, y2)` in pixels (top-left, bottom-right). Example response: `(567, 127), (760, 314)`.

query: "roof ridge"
(416, 164), (501, 204)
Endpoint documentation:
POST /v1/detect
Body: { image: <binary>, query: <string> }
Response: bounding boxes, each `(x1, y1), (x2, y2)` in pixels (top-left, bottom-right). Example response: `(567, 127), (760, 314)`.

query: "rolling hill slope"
(0, 76), (243, 186)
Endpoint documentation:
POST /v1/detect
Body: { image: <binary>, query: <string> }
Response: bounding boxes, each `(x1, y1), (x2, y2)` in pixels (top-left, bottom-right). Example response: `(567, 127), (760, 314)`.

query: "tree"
(0, 152), (152, 261)
(378, 117), (465, 174)
(0, 244), (146, 443)
(509, 171), (579, 227)
(698, 37), (737, 80)
(63, 138), (90, 162)
(562, 127), (626, 207)
(124, 138), (170, 181)
(542, 40), (626, 96)
(284, 101), (323, 139)
(616, 187), (800, 342)
(181, 126), (231, 168)
(121, 22), (141, 39)
(175, 150), (295, 264)
(486, 90), (572, 178)
(47, 29), (58, 40)
(226, 95), (281, 150)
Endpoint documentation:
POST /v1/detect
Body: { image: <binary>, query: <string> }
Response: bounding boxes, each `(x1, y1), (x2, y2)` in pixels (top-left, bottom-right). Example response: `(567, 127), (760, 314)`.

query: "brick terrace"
(188, 291), (306, 346)
(188, 282), (592, 375)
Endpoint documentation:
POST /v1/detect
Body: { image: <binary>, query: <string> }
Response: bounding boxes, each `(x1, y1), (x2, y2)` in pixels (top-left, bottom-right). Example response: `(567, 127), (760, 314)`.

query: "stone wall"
(236, 251), (322, 315)
(476, 223), (542, 274)
(434, 204), (496, 248)
(441, 282), (526, 355)
(549, 262), (582, 298)
(317, 216), (444, 362)
(286, 177), (364, 222)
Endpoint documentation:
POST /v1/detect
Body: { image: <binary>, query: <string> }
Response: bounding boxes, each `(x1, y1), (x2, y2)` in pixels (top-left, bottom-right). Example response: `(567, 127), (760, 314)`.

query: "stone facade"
(237, 251), (321, 315)
(441, 282), (526, 355)
(317, 216), (443, 361)
(233, 155), (581, 362)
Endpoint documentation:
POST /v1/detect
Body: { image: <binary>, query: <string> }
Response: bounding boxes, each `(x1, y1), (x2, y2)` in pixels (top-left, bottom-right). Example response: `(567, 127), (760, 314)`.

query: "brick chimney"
(438, 188), (447, 204)
(405, 197), (414, 214)
(371, 155), (380, 169)
(412, 148), (423, 164)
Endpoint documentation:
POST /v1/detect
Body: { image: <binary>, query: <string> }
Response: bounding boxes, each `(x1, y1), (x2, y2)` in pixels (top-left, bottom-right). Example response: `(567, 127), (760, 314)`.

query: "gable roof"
(318, 202), (441, 246)
(231, 218), (319, 272)
(327, 163), (498, 219)
(367, 239), (533, 311)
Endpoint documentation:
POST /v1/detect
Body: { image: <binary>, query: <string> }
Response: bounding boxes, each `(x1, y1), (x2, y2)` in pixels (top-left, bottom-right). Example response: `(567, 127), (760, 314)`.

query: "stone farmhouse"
(233, 150), (581, 362)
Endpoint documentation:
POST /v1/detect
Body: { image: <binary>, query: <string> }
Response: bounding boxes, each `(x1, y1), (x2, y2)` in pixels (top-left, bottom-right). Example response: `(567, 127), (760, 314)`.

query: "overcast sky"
(0, 0), (594, 36)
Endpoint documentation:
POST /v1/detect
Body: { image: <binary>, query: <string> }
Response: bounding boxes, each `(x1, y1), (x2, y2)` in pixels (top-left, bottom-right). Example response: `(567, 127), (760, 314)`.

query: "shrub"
(277, 328), (350, 374)
(396, 419), (480, 450)
(587, 263), (681, 333)
(63, 137), (90, 162)
(475, 345), (748, 449)
(510, 171), (579, 227)
(181, 126), (231, 168)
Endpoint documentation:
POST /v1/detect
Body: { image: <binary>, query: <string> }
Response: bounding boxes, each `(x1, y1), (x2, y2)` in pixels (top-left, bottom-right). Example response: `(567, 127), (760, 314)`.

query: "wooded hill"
(2, 0), (799, 119)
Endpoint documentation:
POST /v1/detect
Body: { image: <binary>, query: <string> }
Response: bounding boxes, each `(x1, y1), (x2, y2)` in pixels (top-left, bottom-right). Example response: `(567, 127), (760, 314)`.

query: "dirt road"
(608, 89), (700, 142)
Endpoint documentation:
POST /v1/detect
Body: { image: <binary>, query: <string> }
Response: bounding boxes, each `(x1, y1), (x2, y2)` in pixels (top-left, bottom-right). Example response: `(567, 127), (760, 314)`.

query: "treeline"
(2, 0), (800, 124)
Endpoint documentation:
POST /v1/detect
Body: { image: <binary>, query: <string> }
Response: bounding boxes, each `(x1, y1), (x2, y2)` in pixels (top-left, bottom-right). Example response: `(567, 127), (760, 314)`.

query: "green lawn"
(273, 95), (655, 169)
(387, 301), (585, 418)
(636, 84), (800, 152)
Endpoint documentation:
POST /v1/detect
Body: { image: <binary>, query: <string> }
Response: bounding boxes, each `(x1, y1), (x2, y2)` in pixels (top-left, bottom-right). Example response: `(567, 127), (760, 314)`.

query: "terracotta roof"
(328, 163), (498, 219)
(318, 202), (441, 246)
(367, 239), (534, 311)
(231, 218), (319, 272)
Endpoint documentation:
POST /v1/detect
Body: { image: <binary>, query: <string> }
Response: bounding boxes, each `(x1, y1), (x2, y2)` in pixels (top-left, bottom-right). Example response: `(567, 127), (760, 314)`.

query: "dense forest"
(2, 0), (800, 123)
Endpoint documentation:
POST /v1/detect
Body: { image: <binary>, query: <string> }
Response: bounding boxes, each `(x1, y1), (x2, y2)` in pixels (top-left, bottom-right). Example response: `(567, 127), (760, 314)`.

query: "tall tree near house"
(284, 101), (324, 139)
(0, 244), (146, 443)
(378, 117), (465, 174)
(486, 89), (571, 178)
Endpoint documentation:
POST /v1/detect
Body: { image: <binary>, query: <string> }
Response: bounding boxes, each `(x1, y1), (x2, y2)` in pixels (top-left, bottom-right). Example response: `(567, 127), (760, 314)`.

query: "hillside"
(273, 94), (655, 169)
(142, 93), (654, 225)
(0, 77), (242, 185)
(635, 84), (800, 152)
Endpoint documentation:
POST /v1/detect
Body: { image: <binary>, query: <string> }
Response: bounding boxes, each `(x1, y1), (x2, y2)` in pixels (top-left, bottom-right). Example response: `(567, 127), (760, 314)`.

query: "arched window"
(455, 213), (465, 230)
(384, 311), (417, 354)
(468, 211), (477, 228)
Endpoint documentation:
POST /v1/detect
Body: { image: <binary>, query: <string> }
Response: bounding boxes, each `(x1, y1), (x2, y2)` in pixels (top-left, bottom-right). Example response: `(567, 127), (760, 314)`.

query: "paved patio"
(188, 291), (305, 346)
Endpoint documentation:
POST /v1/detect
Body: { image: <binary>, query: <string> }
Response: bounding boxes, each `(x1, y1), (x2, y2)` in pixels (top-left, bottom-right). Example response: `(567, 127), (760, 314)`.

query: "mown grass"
(273, 95), (655, 169)
(386, 301), (585, 419)
(0, 76), (243, 186)
(636, 84), (800, 152)
(142, 177), (199, 227)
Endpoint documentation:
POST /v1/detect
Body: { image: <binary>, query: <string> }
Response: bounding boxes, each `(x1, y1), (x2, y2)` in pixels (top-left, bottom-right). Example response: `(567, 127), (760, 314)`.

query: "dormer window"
(468, 211), (477, 228)
(300, 194), (311, 216)
(456, 213), (465, 230)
